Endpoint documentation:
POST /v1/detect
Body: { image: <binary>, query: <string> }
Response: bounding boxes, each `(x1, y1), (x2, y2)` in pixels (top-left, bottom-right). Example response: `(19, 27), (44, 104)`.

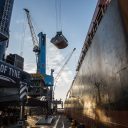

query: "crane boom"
(24, 8), (39, 54)
(55, 48), (76, 84)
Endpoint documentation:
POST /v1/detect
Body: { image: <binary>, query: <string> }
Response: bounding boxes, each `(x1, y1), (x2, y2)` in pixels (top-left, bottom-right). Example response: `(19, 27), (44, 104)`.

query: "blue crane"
(24, 8), (53, 87)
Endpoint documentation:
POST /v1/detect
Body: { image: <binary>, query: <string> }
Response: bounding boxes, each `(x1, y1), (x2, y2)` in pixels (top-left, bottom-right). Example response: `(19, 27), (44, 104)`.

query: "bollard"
(17, 81), (28, 127)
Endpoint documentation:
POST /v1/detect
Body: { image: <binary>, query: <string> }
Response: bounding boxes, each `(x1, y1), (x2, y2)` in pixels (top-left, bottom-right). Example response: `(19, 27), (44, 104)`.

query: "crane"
(24, 8), (54, 86)
(24, 8), (54, 116)
(24, 8), (40, 55)
(24, 8), (46, 75)
(24, 8), (73, 115)
(54, 48), (76, 86)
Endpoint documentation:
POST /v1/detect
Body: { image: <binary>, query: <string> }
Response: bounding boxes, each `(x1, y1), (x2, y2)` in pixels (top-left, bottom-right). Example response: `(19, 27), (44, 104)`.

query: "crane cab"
(51, 31), (68, 49)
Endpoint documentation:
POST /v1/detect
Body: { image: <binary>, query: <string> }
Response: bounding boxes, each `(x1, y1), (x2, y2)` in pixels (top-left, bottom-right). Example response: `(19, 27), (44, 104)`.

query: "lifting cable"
(20, 12), (27, 57)
(55, 0), (62, 31)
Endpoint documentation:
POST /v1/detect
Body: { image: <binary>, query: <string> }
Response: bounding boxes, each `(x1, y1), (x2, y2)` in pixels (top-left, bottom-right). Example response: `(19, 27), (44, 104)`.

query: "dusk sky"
(7, 0), (97, 101)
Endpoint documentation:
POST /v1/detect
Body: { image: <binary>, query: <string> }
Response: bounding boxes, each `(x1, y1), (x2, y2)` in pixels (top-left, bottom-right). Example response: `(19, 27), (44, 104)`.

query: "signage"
(0, 60), (30, 85)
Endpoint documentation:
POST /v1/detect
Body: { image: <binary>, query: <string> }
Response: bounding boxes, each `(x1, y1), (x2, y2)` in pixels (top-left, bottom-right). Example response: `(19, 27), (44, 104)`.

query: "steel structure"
(0, 1), (32, 126)
(24, 9), (55, 118)
(0, 0), (14, 60)
(24, 9), (40, 54)
(0, 0), (14, 41)
(65, 0), (128, 128)
(24, 8), (54, 87)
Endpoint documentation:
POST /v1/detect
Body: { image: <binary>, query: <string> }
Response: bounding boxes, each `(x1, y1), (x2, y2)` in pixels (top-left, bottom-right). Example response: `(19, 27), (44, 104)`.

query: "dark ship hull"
(0, 60), (30, 104)
(65, 0), (128, 127)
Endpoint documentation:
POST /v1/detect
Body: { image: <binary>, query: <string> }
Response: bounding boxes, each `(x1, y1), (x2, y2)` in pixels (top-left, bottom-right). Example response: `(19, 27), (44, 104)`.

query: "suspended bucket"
(51, 31), (68, 49)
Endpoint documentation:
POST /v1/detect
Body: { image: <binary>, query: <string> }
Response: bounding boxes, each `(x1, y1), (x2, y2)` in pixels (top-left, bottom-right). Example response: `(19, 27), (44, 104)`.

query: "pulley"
(50, 31), (68, 49)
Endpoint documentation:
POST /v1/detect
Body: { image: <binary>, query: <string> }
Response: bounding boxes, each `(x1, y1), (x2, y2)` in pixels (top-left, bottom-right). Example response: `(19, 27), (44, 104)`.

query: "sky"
(7, 0), (97, 101)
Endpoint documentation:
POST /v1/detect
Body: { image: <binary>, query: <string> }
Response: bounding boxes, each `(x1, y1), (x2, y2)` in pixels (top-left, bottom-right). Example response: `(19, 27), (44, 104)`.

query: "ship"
(64, 0), (128, 128)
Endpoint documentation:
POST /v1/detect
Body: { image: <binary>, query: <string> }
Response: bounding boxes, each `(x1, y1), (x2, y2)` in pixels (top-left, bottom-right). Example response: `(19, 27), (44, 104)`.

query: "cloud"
(46, 39), (73, 100)
(24, 62), (36, 73)
(46, 38), (73, 81)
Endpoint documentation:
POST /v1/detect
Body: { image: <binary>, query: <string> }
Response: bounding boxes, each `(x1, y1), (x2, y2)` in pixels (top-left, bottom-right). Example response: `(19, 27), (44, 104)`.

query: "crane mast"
(24, 8), (40, 54)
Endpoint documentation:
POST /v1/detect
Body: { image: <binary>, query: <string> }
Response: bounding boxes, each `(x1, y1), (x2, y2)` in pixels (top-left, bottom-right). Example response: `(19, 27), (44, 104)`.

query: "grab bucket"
(51, 31), (68, 49)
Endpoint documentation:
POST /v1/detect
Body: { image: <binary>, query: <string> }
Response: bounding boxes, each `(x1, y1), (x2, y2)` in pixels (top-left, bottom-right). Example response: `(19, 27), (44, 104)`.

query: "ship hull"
(65, 0), (128, 127)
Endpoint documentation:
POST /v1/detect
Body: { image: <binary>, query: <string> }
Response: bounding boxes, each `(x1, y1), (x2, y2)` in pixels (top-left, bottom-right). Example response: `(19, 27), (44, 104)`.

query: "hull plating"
(65, 0), (128, 127)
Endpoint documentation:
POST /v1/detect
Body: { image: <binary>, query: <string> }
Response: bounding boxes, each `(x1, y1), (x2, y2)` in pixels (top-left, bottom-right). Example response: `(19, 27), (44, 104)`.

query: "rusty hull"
(65, 0), (128, 128)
